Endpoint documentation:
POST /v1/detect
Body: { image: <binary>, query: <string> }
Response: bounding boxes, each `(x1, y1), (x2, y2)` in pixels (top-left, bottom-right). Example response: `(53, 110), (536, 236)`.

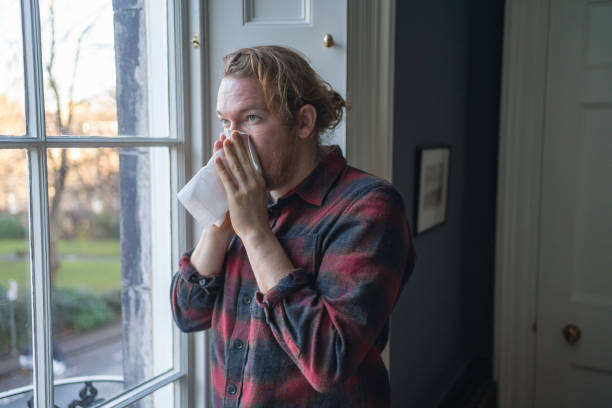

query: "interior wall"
(390, 0), (504, 406)
(461, 0), (504, 374)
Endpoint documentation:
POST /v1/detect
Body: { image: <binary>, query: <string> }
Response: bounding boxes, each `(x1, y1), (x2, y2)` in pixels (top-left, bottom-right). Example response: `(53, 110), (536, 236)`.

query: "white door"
(207, 0), (347, 152)
(536, 1), (612, 406)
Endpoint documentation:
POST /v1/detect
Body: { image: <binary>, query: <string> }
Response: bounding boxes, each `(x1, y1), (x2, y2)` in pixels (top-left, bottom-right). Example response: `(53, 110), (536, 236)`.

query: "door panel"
(536, 0), (612, 406)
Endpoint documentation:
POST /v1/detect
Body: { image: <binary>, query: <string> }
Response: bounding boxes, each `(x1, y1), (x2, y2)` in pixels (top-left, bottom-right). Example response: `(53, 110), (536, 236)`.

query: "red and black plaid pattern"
(170, 146), (416, 408)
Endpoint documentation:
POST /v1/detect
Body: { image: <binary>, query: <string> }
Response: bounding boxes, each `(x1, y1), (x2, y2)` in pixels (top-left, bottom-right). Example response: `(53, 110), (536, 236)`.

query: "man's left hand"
(214, 131), (269, 242)
(214, 131), (294, 293)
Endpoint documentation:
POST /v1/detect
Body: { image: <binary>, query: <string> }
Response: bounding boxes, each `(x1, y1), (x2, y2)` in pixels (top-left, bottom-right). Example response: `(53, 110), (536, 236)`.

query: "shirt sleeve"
(170, 248), (224, 332)
(254, 185), (416, 392)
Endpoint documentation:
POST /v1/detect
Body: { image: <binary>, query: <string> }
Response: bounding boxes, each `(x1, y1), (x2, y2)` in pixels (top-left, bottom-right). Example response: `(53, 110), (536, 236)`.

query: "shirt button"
(242, 295), (252, 305)
(234, 339), (244, 350)
(227, 383), (237, 395)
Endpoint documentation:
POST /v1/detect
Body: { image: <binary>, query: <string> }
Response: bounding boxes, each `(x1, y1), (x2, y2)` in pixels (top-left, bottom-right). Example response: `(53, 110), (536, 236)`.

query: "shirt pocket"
(276, 233), (320, 278)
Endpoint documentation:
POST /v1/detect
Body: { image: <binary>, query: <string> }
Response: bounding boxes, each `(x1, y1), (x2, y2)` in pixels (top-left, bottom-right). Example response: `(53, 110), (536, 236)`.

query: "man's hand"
(210, 132), (235, 239)
(188, 132), (236, 276)
(214, 131), (293, 293)
(214, 131), (269, 243)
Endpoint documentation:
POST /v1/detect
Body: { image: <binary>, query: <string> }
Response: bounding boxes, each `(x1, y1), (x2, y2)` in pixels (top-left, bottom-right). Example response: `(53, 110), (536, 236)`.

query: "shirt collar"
(275, 145), (346, 207)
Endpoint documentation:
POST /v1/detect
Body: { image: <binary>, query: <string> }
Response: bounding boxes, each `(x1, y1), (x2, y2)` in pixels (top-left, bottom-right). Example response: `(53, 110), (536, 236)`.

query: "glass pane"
(39, 0), (170, 138)
(46, 147), (174, 406)
(126, 380), (174, 408)
(0, 1), (27, 136)
(0, 150), (32, 397)
(2, 371), (175, 408)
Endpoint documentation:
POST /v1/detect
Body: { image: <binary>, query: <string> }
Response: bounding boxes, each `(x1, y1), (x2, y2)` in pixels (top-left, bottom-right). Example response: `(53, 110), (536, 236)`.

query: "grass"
(0, 239), (121, 293)
(0, 239), (28, 254)
(0, 259), (121, 293)
(0, 239), (120, 256)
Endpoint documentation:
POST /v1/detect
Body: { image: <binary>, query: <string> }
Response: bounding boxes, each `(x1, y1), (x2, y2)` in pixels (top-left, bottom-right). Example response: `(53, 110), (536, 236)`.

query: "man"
(170, 45), (415, 407)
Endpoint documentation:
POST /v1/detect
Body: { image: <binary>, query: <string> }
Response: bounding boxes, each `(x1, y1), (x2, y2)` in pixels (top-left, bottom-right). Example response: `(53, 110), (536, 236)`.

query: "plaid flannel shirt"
(170, 146), (416, 408)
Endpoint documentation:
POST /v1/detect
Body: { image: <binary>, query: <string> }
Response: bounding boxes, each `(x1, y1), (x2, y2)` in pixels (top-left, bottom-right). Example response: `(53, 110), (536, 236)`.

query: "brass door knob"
(563, 324), (581, 345)
(192, 34), (200, 50)
(323, 33), (334, 48)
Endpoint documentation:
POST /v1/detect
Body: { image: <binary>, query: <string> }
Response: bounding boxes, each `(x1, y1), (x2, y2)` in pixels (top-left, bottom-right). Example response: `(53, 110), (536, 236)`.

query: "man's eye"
(220, 119), (230, 127)
(247, 115), (259, 122)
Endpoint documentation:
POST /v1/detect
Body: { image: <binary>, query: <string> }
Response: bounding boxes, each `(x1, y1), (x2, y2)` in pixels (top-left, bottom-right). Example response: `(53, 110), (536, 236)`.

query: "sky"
(1, 0), (171, 138)
(1, 0), (117, 108)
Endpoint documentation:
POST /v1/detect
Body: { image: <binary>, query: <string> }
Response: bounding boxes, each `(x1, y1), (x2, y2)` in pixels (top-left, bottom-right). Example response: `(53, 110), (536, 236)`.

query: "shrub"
(53, 287), (119, 333)
(100, 290), (122, 315)
(0, 286), (31, 356)
(0, 286), (122, 354)
(0, 215), (26, 239)
(75, 212), (120, 240)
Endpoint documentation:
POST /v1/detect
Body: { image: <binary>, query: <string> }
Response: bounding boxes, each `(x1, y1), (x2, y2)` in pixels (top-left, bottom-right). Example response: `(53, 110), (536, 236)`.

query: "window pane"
(0, 374), (175, 407)
(39, 0), (170, 138)
(0, 1), (27, 136)
(126, 380), (174, 408)
(0, 150), (32, 396)
(46, 147), (174, 406)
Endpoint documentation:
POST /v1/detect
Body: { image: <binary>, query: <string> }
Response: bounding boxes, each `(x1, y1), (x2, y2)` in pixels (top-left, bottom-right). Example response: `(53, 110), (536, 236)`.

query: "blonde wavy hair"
(222, 45), (347, 141)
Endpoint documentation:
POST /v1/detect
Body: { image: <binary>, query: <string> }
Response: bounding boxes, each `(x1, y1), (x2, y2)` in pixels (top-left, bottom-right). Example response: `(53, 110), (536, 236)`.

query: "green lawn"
(0, 239), (120, 256)
(0, 259), (121, 293)
(0, 239), (29, 254)
(1, 239), (122, 293)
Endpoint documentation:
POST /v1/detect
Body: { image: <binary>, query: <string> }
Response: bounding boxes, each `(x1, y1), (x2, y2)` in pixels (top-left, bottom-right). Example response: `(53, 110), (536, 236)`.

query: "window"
(0, 0), (189, 407)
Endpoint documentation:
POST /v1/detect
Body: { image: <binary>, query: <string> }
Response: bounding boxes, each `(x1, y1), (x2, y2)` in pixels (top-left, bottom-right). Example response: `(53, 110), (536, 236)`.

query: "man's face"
(216, 75), (299, 192)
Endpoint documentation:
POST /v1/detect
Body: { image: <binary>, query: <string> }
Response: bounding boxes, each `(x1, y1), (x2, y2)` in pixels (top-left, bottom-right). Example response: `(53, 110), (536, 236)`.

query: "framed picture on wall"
(416, 146), (451, 235)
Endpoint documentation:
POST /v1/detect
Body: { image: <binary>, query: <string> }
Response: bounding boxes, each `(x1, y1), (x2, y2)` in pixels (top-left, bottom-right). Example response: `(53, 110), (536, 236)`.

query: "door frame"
(493, 0), (550, 407)
(346, 0), (396, 183)
(346, 0), (396, 369)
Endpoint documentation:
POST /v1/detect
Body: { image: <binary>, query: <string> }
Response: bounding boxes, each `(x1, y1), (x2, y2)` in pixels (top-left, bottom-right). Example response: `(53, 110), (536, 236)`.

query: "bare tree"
(45, 0), (106, 286)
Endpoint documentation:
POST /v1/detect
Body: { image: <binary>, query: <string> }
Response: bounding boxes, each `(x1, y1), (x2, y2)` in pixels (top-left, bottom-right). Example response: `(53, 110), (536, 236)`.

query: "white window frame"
(0, 0), (195, 406)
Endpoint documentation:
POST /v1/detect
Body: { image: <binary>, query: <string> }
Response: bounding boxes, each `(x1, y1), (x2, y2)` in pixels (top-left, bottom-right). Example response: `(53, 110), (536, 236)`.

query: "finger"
(214, 133), (226, 152)
(229, 132), (254, 173)
(214, 139), (223, 152)
(244, 135), (260, 174)
(214, 156), (238, 194)
(223, 139), (250, 188)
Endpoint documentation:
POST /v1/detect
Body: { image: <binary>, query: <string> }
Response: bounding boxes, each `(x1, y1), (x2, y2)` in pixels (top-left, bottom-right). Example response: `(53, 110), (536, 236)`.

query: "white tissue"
(177, 131), (262, 230)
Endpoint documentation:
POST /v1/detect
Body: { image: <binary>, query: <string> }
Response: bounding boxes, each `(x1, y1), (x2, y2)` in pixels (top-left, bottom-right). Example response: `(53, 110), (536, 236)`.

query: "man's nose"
(224, 121), (239, 131)
(224, 127), (248, 138)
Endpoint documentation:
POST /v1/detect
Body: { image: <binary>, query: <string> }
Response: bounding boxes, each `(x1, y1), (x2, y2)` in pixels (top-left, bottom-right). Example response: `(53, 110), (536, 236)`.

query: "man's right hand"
(210, 131), (235, 238)
(189, 132), (236, 276)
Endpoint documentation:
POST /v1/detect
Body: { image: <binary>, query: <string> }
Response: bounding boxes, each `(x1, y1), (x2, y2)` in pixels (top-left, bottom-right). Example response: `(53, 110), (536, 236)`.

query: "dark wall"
(390, 0), (504, 406)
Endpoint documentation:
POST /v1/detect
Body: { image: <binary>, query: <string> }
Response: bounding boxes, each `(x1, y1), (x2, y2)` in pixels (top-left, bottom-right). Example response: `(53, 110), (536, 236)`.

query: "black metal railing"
(0, 375), (123, 408)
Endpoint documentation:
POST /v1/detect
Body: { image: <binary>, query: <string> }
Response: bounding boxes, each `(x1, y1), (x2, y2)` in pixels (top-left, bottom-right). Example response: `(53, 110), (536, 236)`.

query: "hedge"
(0, 215), (26, 239)
(0, 286), (121, 356)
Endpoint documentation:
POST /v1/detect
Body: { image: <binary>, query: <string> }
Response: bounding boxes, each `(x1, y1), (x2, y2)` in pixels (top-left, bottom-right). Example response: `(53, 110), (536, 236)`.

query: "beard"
(260, 132), (300, 193)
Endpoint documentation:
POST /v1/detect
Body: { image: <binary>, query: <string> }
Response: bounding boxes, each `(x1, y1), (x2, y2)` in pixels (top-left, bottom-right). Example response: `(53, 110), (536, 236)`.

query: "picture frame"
(415, 146), (451, 235)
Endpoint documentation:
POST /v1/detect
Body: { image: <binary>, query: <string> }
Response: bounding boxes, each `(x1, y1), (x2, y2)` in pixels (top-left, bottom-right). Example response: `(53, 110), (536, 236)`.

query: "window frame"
(0, 0), (192, 406)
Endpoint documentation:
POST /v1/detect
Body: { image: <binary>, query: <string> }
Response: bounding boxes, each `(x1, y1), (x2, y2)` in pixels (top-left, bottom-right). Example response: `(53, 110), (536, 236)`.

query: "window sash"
(0, 137), (182, 148)
(3, 0), (191, 406)
(21, 0), (53, 406)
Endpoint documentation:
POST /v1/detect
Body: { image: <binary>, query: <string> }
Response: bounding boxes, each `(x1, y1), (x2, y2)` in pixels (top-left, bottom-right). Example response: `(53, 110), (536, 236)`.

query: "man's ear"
(296, 104), (317, 140)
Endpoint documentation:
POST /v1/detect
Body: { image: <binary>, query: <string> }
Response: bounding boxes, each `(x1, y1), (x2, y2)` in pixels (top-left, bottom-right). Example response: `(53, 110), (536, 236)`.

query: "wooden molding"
(346, 0), (395, 182)
(346, 0), (396, 371)
(494, 1), (550, 407)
